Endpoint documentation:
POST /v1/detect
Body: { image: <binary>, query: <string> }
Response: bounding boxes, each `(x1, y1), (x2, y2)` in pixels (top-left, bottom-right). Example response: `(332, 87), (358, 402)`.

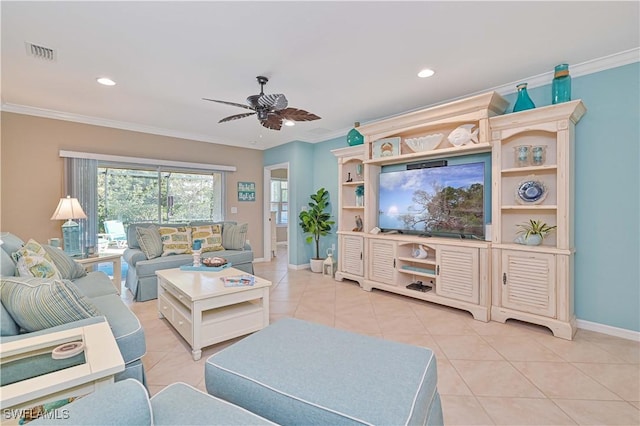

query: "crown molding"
(0, 103), (239, 147)
(2, 48), (638, 149)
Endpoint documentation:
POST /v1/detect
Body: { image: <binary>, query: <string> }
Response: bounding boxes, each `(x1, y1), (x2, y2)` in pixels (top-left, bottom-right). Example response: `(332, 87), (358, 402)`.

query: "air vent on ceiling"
(25, 42), (56, 61)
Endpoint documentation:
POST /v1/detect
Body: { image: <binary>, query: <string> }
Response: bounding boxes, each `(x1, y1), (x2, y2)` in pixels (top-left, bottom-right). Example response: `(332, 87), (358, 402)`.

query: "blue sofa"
(123, 222), (254, 302)
(0, 232), (146, 385)
(31, 379), (276, 426)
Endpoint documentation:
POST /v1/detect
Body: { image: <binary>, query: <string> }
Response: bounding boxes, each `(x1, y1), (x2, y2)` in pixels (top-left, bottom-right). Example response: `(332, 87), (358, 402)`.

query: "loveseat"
(0, 232), (146, 385)
(123, 222), (254, 302)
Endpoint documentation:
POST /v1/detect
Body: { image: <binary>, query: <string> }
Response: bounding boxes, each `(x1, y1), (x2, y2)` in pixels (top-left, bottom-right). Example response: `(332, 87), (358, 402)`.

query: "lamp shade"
(51, 196), (87, 221)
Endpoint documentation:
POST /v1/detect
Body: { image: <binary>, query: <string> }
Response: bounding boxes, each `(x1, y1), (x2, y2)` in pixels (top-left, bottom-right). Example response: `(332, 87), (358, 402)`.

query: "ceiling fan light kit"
(203, 76), (321, 131)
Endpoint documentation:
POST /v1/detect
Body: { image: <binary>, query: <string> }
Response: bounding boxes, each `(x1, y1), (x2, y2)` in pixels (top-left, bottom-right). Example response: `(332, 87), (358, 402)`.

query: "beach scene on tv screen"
(378, 162), (485, 237)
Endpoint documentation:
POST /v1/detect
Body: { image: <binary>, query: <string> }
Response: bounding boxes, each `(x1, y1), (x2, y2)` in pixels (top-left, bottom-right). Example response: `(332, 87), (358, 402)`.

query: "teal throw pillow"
(0, 276), (101, 332)
(222, 223), (248, 250)
(136, 225), (163, 259)
(42, 245), (87, 280)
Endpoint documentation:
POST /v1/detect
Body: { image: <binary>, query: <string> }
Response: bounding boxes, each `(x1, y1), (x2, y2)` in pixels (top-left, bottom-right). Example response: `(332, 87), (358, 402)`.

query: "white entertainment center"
(332, 92), (585, 340)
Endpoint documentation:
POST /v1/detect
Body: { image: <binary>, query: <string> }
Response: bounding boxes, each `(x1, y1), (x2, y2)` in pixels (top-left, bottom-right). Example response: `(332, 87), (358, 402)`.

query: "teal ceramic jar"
(347, 122), (364, 146)
(513, 83), (535, 112)
(552, 64), (571, 104)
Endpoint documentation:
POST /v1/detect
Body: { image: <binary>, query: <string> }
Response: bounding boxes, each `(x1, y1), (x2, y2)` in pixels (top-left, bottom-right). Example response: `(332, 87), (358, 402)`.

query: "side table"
(76, 253), (122, 294)
(0, 321), (124, 417)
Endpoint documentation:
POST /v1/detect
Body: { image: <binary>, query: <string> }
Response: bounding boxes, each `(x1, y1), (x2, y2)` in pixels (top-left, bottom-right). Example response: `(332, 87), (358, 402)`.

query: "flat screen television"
(378, 161), (486, 239)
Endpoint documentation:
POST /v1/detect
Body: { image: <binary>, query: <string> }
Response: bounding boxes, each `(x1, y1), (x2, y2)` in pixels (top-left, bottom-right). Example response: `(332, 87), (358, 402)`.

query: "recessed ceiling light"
(96, 77), (116, 86)
(283, 119), (295, 127)
(417, 68), (435, 78)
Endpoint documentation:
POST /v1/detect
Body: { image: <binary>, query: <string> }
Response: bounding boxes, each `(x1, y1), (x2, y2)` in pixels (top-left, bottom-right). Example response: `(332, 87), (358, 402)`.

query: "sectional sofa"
(0, 232), (146, 385)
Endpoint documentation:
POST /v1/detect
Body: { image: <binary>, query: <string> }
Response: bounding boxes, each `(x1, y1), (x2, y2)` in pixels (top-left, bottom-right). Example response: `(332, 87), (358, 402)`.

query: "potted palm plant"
(299, 187), (335, 272)
(515, 219), (557, 246)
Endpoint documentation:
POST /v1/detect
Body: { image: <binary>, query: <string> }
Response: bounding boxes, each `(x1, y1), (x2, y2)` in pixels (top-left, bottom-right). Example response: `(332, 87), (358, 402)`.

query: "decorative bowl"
(202, 257), (228, 267)
(405, 134), (444, 152)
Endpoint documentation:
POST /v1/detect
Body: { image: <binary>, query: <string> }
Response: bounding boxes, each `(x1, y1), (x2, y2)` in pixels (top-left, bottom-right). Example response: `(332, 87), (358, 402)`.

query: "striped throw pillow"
(0, 277), (101, 332)
(192, 225), (224, 253)
(42, 245), (87, 280)
(222, 223), (248, 250)
(159, 226), (192, 256)
(136, 225), (163, 259)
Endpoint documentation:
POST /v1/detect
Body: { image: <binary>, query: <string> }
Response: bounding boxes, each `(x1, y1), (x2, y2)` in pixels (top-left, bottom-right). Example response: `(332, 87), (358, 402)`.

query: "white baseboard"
(252, 257), (266, 263)
(289, 263), (309, 270)
(577, 319), (640, 342)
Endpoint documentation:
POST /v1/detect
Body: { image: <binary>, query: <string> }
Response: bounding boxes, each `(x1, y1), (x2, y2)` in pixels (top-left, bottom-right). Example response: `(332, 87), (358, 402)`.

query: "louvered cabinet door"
(501, 250), (556, 318)
(368, 239), (396, 283)
(435, 246), (480, 304)
(341, 235), (364, 276)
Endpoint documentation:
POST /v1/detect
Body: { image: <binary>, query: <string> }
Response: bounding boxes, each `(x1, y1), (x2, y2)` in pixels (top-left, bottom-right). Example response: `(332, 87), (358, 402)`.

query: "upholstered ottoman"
(205, 318), (443, 425)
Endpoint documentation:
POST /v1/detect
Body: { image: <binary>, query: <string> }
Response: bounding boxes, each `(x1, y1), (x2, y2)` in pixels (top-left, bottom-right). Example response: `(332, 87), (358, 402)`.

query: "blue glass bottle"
(347, 122), (364, 146)
(552, 63), (571, 104)
(513, 83), (535, 112)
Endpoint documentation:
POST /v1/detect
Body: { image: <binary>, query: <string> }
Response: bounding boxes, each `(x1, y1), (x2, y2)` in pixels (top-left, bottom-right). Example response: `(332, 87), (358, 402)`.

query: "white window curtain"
(64, 157), (98, 250)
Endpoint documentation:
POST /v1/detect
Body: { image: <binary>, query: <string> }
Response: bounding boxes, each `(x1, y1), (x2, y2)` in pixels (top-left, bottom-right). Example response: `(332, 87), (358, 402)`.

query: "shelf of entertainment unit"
(501, 165), (557, 175)
(364, 142), (492, 165)
(398, 266), (436, 278)
(397, 256), (436, 265)
(343, 206), (365, 210)
(342, 180), (365, 186)
(501, 205), (557, 210)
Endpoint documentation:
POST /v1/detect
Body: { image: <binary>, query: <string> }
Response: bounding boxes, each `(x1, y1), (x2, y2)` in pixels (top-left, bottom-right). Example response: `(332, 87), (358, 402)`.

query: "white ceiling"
(2, 1), (638, 150)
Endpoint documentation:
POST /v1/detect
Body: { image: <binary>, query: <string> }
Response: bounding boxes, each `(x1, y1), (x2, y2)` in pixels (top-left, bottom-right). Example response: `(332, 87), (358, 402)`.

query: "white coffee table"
(156, 267), (271, 361)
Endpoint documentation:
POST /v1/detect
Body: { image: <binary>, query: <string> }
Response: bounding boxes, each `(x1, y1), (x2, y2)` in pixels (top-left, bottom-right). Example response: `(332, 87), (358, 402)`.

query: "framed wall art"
(238, 181), (256, 202)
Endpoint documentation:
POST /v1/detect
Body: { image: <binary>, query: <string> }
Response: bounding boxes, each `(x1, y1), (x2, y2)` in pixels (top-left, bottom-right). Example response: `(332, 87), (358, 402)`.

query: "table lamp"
(51, 196), (87, 256)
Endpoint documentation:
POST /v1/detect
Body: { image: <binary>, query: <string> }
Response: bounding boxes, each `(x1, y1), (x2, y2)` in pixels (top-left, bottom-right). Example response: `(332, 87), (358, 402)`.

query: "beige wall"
(0, 112), (265, 258)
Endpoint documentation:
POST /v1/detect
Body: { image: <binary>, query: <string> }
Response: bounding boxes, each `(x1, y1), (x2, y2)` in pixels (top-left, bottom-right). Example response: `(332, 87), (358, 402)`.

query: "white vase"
(310, 258), (324, 273)
(411, 245), (429, 259)
(514, 234), (542, 246)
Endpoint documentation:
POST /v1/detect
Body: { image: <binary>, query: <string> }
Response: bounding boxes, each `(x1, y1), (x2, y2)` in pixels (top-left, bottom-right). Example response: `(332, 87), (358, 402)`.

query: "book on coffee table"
(222, 275), (255, 287)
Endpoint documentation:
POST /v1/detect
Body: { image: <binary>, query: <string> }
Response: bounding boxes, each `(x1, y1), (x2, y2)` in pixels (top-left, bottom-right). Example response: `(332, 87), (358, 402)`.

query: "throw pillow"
(0, 276), (101, 332)
(222, 223), (248, 250)
(158, 226), (192, 256)
(42, 244), (87, 280)
(12, 239), (62, 279)
(136, 225), (163, 260)
(191, 225), (223, 253)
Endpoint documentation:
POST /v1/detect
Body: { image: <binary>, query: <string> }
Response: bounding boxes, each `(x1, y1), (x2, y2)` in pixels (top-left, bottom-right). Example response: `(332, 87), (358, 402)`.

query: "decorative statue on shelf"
(353, 215), (363, 232)
(346, 172), (353, 182)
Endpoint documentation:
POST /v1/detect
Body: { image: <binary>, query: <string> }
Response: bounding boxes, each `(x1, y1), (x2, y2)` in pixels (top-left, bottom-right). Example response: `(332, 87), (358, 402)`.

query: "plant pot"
(310, 258), (324, 273)
(514, 234), (543, 246)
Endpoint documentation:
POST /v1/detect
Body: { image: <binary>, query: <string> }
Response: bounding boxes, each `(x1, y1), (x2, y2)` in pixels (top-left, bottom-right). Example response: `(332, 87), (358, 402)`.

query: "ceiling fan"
(203, 76), (321, 131)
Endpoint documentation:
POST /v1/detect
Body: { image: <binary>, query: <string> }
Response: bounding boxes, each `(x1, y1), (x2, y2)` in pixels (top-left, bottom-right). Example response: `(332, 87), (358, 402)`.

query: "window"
(98, 165), (224, 232)
(270, 179), (288, 225)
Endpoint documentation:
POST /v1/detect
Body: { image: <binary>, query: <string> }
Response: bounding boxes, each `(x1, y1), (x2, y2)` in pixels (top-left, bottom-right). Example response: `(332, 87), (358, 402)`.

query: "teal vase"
(347, 122), (364, 146)
(552, 64), (571, 104)
(513, 83), (535, 112)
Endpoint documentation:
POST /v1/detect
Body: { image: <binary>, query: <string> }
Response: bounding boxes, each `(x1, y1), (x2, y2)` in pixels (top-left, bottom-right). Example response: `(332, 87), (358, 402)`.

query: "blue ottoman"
(205, 318), (443, 425)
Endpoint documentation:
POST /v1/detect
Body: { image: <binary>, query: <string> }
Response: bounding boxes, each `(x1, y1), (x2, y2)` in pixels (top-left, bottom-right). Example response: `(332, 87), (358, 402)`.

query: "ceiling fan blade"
(260, 114), (283, 131)
(278, 107), (321, 122)
(218, 112), (256, 123)
(258, 94), (288, 110)
(202, 98), (254, 110)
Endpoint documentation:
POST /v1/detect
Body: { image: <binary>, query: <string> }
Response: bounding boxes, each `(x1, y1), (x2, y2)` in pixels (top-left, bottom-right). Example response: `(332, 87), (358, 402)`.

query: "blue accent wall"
(265, 62), (640, 332)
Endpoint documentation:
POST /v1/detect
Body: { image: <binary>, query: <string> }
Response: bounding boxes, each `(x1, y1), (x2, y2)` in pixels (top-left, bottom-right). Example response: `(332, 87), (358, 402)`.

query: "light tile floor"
(121, 246), (639, 425)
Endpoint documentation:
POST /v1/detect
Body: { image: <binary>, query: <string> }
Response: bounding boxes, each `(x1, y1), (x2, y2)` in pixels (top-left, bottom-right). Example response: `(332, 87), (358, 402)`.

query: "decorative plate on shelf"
(516, 177), (547, 204)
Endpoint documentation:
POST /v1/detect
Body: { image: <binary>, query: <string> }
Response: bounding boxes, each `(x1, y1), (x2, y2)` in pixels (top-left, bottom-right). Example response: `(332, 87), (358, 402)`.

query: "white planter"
(310, 258), (324, 273)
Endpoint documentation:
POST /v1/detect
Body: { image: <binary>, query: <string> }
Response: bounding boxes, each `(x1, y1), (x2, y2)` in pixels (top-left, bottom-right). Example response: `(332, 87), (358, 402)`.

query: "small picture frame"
(372, 137), (400, 159)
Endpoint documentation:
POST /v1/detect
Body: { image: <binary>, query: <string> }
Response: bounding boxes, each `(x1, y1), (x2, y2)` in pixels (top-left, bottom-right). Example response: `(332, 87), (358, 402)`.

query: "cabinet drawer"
(159, 293), (194, 345)
(159, 280), (190, 308)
